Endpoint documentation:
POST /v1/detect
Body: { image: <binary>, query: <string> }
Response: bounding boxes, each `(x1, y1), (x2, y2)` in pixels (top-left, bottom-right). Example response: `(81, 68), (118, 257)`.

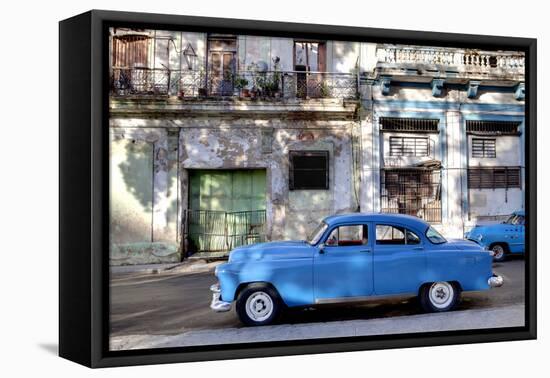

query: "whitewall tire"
(236, 283), (281, 326)
(420, 281), (460, 312)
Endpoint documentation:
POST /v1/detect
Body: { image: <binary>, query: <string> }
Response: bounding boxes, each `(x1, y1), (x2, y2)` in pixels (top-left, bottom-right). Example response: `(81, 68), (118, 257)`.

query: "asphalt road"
(110, 257), (525, 337)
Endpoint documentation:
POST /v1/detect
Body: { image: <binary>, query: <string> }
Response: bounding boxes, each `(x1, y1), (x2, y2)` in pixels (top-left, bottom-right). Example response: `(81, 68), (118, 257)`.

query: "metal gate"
(183, 209), (267, 254)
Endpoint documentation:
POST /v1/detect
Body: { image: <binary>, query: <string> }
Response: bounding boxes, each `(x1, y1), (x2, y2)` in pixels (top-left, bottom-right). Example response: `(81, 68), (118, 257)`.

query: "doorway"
(185, 169), (267, 253)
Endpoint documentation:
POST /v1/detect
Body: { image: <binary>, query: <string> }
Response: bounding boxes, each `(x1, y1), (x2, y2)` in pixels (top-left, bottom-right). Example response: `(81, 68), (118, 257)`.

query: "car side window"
(325, 225), (368, 247)
(376, 225), (405, 245)
(406, 229), (421, 244)
(376, 225), (421, 245)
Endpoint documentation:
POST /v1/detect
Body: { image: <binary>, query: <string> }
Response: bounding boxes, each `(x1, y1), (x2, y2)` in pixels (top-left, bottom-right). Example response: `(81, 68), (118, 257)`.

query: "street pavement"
(109, 257), (525, 348)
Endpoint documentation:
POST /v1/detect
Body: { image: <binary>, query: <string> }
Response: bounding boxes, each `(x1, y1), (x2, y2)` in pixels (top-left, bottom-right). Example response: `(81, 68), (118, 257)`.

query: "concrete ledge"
(110, 304), (525, 351)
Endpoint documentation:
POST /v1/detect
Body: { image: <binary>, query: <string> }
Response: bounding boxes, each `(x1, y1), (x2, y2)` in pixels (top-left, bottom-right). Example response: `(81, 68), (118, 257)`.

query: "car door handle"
(360, 249), (371, 253)
(413, 247), (424, 251)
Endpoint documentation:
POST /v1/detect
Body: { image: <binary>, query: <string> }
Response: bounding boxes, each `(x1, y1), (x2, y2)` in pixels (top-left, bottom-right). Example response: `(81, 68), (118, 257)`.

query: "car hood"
(468, 223), (511, 238)
(228, 240), (314, 262)
(445, 238), (486, 251)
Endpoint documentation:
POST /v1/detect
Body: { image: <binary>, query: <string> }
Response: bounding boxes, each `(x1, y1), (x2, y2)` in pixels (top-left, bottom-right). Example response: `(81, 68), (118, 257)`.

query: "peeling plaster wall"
(109, 114), (358, 264)
(175, 123), (357, 244)
(109, 128), (180, 265)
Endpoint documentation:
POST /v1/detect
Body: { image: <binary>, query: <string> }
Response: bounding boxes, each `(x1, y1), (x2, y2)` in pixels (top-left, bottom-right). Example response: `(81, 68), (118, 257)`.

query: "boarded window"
(289, 151), (329, 190)
(390, 137), (430, 157)
(471, 138), (496, 158)
(466, 120), (520, 135)
(380, 117), (439, 133)
(468, 167), (521, 189)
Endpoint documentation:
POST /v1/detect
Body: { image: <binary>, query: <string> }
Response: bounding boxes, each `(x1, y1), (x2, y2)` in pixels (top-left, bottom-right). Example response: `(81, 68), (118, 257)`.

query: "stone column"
(444, 110), (466, 238)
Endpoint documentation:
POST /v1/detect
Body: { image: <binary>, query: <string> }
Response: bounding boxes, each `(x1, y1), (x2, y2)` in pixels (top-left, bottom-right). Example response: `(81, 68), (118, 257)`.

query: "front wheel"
(420, 281), (460, 312)
(491, 243), (507, 262)
(236, 284), (282, 326)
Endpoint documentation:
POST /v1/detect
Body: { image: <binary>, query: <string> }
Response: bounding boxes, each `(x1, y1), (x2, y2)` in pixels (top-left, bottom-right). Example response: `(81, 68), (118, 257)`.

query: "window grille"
(471, 138), (496, 158)
(380, 117), (439, 133)
(466, 120), (520, 135)
(380, 168), (442, 223)
(390, 136), (430, 157)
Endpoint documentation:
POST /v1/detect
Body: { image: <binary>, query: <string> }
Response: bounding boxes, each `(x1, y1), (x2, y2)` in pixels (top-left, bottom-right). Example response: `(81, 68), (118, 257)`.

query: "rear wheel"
(491, 243), (507, 262)
(420, 281), (460, 312)
(236, 283), (282, 326)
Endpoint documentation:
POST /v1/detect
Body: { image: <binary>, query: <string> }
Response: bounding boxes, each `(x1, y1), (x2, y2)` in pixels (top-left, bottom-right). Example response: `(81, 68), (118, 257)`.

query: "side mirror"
(318, 243), (325, 254)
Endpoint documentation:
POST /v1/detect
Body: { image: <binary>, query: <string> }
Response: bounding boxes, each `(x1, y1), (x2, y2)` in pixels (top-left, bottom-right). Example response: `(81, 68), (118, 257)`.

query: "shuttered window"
(468, 167), (521, 189)
(289, 151), (329, 190)
(380, 117), (439, 133)
(471, 138), (496, 158)
(390, 137), (430, 157)
(112, 34), (150, 68)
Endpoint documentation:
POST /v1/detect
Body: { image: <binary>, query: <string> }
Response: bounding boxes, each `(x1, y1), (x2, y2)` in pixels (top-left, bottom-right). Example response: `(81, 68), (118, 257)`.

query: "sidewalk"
(110, 304), (525, 350)
(110, 259), (223, 275)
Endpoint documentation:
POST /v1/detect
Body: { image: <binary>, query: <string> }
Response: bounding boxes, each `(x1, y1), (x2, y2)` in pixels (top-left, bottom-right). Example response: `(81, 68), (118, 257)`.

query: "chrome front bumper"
(210, 283), (231, 312)
(488, 274), (504, 288)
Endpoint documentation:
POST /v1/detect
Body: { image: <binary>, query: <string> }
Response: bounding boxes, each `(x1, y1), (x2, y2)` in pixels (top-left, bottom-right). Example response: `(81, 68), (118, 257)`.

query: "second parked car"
(466, 211), (525, 262)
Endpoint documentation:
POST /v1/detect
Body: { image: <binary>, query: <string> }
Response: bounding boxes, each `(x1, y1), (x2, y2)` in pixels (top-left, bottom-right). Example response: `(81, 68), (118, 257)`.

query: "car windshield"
(426, 226), (447, 244)
(504, 214), (524, 225)
(308, 222), (328, 245)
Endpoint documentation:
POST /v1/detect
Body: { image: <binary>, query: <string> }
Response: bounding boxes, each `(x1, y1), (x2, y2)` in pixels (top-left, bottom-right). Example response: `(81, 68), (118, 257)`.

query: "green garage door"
(187, 169), (267, 253)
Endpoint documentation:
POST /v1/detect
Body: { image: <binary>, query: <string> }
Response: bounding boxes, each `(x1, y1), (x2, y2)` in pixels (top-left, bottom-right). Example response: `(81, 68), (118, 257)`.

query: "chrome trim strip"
(315, 293), (416, 305)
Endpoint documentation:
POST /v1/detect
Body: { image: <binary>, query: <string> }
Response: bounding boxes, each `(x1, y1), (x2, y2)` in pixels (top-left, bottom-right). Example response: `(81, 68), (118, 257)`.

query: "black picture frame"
(59, 9), (537, 368)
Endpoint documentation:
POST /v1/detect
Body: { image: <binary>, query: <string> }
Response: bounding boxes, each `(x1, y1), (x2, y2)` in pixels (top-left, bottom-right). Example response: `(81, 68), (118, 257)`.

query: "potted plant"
(234, 76), (249, 97)
(319, 81), (330, 98)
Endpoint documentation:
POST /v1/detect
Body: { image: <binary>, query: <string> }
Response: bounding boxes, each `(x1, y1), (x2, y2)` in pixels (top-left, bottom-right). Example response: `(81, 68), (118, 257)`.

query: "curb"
(110, 304), (525, 351)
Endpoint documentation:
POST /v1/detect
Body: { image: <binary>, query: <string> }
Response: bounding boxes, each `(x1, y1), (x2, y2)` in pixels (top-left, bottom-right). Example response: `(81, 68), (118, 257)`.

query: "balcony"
(376, 45), (525, 81)
(110, 67), (358, 100)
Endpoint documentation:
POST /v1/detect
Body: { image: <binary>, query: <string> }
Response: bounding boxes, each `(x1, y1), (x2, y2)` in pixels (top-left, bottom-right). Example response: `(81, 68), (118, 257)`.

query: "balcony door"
(294, 41), (326, 98)
(111, 34), (151, 93)
(208, 36), (237, 96)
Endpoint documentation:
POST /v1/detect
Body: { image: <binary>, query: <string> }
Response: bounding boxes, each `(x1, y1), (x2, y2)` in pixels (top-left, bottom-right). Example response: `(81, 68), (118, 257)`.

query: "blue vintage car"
(466, 211), (525, 262)
(210, 213), (503, 326)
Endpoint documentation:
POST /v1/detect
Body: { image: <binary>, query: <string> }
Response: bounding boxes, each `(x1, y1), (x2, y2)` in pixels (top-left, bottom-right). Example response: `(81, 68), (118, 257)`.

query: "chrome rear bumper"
(488, 274), (504, 288)
(210, 283), (231, 312)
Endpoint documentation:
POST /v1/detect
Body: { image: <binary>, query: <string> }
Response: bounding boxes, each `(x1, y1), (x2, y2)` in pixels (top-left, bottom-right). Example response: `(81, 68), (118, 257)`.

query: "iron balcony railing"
(110, 67), (358, 99)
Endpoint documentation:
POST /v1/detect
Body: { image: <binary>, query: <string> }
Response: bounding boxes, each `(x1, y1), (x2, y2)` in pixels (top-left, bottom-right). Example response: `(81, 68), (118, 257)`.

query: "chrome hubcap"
(429, 282), (454, 309)
(492, 245), (504, 259)
(245, 291), (274, 322)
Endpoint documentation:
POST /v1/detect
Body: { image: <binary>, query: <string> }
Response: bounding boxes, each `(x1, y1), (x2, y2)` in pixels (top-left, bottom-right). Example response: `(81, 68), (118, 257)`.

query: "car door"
(313, 223), (373, 302)
(373, 223), (427, 295)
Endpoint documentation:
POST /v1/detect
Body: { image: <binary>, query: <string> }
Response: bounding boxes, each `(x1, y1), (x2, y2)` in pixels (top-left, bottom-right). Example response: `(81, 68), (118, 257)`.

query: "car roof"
(322, 212), (430, 229)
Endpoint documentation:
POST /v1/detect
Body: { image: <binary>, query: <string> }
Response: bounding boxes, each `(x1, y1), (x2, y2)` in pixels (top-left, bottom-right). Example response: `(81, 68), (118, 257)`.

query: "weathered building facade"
(109, 28), (525, 265)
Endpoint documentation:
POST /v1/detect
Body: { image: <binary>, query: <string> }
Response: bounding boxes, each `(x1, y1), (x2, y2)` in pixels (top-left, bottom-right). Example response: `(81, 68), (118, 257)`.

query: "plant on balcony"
(233, 75), (249, 97)
(197, 68), (208, 97)
(319, 81), (331, 98)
